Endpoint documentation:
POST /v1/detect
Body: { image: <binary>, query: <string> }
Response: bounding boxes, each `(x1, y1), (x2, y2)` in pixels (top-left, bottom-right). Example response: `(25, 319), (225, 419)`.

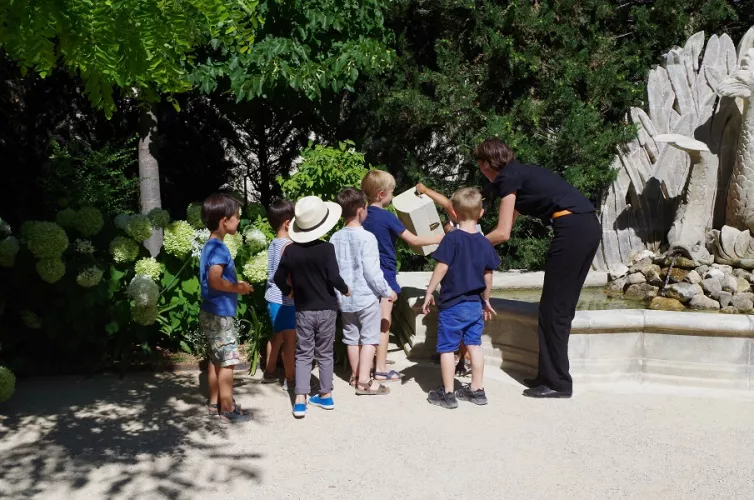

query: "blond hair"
(361, 169), (396, 202)
(451, 187), (484, 221)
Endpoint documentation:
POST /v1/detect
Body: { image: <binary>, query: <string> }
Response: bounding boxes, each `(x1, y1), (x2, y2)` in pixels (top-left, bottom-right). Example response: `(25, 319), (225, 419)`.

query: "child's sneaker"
(427, 386), (458, 409)
(455, 384), (488, 405)
(308, 394), (334, 410)
(292, 401), (307, 418)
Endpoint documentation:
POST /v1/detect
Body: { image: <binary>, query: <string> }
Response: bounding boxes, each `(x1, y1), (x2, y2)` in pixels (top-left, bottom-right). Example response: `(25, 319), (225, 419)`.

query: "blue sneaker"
(292, 402), (307, 418)
(309, 394), (334, 410)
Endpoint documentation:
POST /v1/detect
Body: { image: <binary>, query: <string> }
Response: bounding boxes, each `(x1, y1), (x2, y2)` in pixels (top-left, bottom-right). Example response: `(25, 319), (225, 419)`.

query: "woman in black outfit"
(475, 138), (601, 398)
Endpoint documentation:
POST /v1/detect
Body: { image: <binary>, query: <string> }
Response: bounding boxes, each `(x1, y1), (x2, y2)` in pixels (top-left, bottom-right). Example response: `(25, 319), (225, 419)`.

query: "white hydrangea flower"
(134, 257), (162, 282)
(195, 228), (210, 244)
(76, 266), (104, 288)
(132, 304), (158, 326)
(242, 250), (268, 283)
(243, 227), (268, 254)
(114, 213), (130, 230)
(0, 217), (12, 236)
(127, 274), (160, 308)
(74, 238), (95, 254)
(224, 232), (243, 259)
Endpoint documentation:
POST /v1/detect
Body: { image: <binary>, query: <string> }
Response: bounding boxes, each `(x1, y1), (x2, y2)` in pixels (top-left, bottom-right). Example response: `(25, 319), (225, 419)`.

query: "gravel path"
(2, 357), (754, 500)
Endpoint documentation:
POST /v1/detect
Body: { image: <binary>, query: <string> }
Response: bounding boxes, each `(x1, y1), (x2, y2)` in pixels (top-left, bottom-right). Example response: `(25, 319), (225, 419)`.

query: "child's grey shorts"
(341, 300), (382, 346)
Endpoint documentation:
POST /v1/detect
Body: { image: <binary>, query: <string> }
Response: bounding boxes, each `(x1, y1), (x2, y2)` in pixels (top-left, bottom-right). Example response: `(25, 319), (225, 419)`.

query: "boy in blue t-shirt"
(422, 187), (501, 409)
(199, 193), (253, 423)
(361, 170), (444, 382)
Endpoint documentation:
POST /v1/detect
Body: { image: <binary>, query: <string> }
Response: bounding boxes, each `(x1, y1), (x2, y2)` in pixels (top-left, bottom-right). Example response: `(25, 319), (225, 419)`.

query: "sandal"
(208, 399), (248, 416)
(373, 370), (404, 382)
(348, 375), (357, 387)
(355, 379), (390, 395)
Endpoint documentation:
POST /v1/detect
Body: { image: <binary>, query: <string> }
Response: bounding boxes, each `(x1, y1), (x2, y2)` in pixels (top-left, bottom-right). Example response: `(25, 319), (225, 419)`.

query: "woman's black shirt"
(491, 160), (595, 222)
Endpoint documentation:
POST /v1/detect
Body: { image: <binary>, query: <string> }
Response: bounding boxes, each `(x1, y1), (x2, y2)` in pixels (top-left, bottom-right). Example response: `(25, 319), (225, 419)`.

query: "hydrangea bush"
(163, 221), (195, 257)
(110, 236), (140, 263)
(0, 236), (19, 268)
(75, 207), (104, 236)
(125, 214), (153, 242)
(0, 366), (15, 402)
(134, 257), (162, 282)
(76, 266), (104, 288)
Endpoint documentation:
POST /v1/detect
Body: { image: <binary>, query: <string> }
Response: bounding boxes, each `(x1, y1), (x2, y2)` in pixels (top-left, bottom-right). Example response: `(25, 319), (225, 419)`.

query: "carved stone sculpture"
(594, 27), (754, 270)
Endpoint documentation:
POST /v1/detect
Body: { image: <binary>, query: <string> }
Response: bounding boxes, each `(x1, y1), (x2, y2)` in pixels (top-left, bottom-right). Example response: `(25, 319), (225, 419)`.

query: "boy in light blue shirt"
(330, 187), (397, 395)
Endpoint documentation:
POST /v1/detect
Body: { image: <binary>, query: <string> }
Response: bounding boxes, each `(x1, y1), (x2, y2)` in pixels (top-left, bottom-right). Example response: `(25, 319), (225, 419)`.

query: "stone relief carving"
(594, 26), (754, 271)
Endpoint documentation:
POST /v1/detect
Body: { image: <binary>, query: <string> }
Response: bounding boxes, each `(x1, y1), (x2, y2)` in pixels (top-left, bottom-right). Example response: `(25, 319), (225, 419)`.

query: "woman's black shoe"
(522, 385), (572, 398)
(522, 377), (541, 388)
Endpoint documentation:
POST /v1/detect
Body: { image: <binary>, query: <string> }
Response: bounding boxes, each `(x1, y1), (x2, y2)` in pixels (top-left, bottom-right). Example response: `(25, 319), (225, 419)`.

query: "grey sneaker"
(427, 386), (458, 409)
(219, 407), (251, 423)
(456, 384), (488, 405)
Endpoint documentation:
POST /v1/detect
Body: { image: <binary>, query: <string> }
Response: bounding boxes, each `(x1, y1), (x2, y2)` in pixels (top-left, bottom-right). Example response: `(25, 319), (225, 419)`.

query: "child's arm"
(400, 229), (443, 247)
(273, 254), (293, 298)
(208, 265), (252, 295)
(416, 183), (456, 221)
(325, 244), (351, 297)
(421, 262), (449, 314)
(482, 270), (496, 320)
(363, 238), (397, 302)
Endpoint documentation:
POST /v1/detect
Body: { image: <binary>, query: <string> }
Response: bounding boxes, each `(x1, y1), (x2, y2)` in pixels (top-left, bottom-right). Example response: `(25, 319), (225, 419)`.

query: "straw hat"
(289, 196), (342, 243)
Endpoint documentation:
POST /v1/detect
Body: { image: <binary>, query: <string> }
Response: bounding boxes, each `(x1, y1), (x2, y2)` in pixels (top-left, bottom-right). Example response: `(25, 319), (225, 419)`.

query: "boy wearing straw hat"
(274, 196), (350, 419)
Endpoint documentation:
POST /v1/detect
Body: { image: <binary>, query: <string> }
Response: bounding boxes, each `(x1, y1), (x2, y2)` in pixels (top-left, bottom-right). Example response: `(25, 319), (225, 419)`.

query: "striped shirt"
(265, 238), (294, 306)
(330, 226), (393, 313)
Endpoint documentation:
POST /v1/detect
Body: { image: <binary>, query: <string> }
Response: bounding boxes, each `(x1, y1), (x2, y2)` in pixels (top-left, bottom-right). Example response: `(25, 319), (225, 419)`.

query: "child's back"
(275, 240), (346, 311)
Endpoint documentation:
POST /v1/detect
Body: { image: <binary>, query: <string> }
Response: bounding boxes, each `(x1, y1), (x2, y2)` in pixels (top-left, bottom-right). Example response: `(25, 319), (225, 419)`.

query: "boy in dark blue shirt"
(422, 187), (501, 409)
(199, 193), (253, 423)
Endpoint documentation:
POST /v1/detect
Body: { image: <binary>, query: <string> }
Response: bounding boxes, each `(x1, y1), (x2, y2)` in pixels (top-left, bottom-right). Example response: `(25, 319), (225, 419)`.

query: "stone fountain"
(595, 26), (754, 312)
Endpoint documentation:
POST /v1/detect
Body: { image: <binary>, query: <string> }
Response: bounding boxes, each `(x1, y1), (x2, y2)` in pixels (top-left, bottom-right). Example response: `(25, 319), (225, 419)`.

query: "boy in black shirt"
(274, 196), (350, 419)
(422, 188), (500, 409)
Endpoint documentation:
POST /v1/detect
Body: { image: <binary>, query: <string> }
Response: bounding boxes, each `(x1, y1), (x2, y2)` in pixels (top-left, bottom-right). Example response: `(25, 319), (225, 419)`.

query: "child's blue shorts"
(436, 301), (483, 353)
(267, 302), (296, 332)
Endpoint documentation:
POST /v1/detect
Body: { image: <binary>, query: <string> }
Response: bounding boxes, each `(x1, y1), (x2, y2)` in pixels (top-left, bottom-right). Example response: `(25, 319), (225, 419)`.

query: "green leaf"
(181, 276), (200, 294)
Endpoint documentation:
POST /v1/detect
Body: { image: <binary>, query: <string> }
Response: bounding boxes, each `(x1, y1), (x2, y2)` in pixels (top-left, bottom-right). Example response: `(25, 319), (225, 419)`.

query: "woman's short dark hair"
(201, 193), (240, 231)
(268, 198), (295, 231)
(473, 138), (516, 171)
(336, 187), (367, 218)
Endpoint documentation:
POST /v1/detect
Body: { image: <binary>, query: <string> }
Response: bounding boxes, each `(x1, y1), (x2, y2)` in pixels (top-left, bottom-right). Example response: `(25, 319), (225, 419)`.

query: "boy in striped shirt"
(262, 199), (297, 391)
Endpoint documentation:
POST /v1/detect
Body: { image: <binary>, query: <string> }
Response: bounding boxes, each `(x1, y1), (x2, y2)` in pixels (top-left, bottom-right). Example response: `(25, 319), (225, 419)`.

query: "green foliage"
(43, 139), (138, 217)
(0, 0), (261, 117)
(0, 366), (15, 402)
(349, 0), (743, 269)
(191, 0), (395, 100)
(278, 141), (369, 201)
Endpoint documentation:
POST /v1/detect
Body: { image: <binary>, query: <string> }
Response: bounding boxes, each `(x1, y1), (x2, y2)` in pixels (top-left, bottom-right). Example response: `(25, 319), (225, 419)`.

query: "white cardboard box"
(392, 188), (445, 255)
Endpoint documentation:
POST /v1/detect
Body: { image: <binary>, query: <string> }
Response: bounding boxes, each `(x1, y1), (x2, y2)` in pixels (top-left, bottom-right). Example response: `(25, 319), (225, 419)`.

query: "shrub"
(24, 222), (69, 259)
(0, 366), (16, 402)
(0, 237), (20, 267)
(75, 207), (104, 236)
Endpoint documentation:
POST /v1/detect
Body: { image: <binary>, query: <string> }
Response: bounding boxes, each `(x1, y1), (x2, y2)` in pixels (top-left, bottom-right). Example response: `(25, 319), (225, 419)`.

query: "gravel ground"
(2, 356), (754, 500)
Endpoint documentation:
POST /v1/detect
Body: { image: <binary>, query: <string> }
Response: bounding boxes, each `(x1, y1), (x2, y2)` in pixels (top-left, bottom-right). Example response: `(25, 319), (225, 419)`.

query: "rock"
(624, 283), (659, 301)
(731, 293), (754, 313)
(627, 272), (647, 285)
(684, 270), (702, 284)
(664, 283), (703, 303)
(720, 306), (739, 314)
(661, 267), (689, 283)
(645, 266), (664, 286)
(694, 265), (709, 277)
(736, 277), (751, 294)
(722, 275), (738, 294)
(688, 294), (721, 310)
(630, 258), (655, 275)
(704, 268), (725, 280)
(649, 296), (686, 311)
(662, 256), (699, 269)
(733, 268), (751, 280)
(718, 291), (733, 308)
(701, 277), (723, 298)
(630, 249), (655, 264)
(606, 277), (628, 297)
(608, 264), (629, 280)
(711, 263), (734, 275)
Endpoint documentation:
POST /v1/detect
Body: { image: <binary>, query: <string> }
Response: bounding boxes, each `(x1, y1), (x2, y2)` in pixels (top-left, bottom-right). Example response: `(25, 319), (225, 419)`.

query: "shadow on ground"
(0, 372), (262, 499)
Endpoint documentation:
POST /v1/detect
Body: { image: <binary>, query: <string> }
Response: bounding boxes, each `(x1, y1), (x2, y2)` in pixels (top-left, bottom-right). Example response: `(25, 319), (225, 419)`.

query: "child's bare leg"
(208, 361), (220, 405)
(466, 345), (485, 391)
(218, 365), (235, 413)
(358, 344), (380, 390)
(440, 352), (456, 393)
(281, 329), (296, 382)
(265, 332), (284, 375)
(375, 298), (397, 379)
(347, 345), (361, 380)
